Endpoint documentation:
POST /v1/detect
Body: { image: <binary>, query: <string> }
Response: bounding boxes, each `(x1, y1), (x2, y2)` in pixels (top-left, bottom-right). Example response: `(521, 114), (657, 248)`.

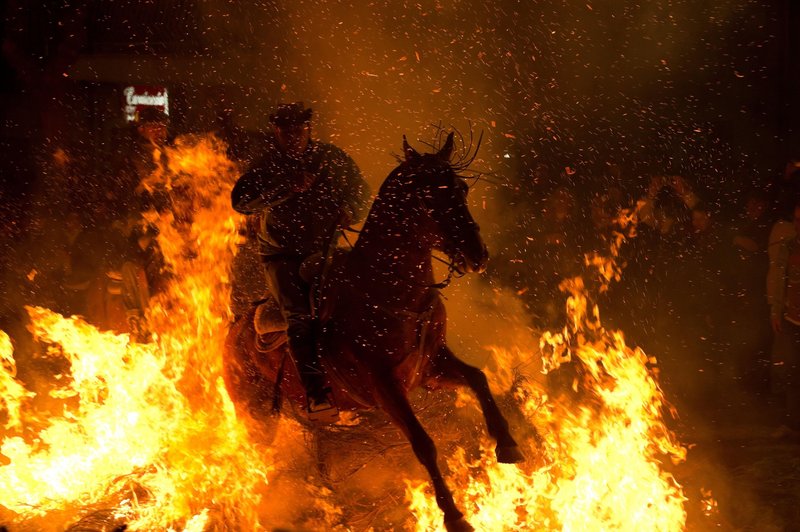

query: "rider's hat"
(269, 102), (313, 127)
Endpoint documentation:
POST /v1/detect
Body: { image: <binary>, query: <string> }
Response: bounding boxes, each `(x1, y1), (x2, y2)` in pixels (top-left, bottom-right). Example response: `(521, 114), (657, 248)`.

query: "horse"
(223, 132), (524, 532)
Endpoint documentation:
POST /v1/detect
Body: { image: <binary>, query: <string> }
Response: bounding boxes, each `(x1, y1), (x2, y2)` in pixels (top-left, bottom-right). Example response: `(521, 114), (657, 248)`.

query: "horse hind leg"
(373, 377), (474, 532)
(435, 345), (525, 464)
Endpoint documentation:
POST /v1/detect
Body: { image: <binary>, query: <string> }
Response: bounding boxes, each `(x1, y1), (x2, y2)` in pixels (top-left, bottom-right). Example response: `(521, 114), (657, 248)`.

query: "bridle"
(340, 173), (472, 291)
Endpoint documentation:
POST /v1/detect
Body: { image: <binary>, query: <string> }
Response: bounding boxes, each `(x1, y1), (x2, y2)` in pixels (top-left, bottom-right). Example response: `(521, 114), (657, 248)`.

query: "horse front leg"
(373, 375), (474, 532)
(435, 345), (525, 464)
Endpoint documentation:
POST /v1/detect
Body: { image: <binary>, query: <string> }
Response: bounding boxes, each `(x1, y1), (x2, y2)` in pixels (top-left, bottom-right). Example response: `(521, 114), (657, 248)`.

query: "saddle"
(253, 295), (287, 352)
(105, 269), (125, 295)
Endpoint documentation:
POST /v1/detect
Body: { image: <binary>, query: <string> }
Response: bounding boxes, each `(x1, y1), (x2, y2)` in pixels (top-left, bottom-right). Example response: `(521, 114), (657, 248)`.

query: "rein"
(430, 255), (465, 289)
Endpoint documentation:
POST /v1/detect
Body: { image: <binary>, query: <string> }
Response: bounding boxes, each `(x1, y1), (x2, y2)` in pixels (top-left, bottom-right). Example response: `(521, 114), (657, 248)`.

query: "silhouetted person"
(767, 200), (800, 430)
(231, 102), (370, 420)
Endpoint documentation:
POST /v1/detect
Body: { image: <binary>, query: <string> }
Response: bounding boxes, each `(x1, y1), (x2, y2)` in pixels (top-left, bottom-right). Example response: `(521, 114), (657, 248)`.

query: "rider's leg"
(263, 258), (337, 417)
(121, 261), (151, 342)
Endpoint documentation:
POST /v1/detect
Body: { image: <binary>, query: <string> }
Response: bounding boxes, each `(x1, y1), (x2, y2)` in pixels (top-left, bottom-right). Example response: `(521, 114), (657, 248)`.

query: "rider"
(65, 107), (169, 341)
(231, 102), (371, 420)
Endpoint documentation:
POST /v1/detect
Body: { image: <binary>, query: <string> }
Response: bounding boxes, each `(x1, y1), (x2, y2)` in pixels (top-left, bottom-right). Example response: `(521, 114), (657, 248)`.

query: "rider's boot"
(126, 310), (149, 343)
(289, 333), (339, 422)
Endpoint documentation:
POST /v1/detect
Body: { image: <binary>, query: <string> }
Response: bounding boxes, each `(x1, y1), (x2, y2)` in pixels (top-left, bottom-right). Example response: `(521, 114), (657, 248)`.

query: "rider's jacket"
(231, 137), (371, 258)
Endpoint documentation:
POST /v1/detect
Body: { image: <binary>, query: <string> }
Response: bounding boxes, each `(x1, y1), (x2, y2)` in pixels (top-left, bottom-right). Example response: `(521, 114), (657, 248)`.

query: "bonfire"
(1, 135), (701, 530)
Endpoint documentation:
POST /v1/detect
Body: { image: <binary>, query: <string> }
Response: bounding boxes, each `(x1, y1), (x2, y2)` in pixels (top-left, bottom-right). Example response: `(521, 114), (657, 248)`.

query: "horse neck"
(349, 195), (435, 306)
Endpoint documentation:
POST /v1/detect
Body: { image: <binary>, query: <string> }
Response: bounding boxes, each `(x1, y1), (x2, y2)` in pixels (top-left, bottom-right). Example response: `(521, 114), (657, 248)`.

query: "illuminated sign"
(123, 85), (169, 122)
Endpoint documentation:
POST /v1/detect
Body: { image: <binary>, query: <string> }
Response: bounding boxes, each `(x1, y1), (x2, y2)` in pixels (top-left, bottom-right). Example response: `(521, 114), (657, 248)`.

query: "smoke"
(1, 0), (791, 528)
(196, 0), (781, 186)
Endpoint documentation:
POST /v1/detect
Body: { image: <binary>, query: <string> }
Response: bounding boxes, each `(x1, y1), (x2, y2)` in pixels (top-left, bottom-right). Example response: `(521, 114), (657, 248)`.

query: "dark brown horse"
(223, 133), (523, 532)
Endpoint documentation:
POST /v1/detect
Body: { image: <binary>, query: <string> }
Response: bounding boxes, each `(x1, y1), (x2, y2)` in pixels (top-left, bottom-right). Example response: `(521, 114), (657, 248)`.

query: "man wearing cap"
(65, 106), (170, 341)
(231, 102), (371, 420)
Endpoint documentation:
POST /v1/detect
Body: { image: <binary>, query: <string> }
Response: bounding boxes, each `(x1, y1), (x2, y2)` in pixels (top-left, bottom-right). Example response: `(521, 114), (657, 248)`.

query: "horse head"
(399, 132), (488, 274)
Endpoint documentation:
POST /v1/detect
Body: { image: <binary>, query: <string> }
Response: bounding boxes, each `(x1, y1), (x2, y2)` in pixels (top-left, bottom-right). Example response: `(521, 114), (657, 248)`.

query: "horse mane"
(392, 126), (481, 170)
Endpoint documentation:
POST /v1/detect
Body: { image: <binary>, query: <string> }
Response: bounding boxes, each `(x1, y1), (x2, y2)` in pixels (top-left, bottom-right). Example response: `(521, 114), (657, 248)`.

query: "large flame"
(2, 136), (693, 530)
(406, 208), (688, 530)
(0, 135), (273, 530)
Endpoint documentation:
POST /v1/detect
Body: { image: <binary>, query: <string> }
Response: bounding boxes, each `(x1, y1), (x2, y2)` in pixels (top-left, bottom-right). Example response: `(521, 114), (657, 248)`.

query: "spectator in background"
(767, 157), (800, 230)
(524, 187), (584, 328)
(633, 174), (698, 325)
(628, 174), (707, 409)
(673, 201), (730, 409)
(64, 107), (172, 341)
(767, 199), (800, 431)
(627, 174), (698, 330)
(726, 189), (772, 393)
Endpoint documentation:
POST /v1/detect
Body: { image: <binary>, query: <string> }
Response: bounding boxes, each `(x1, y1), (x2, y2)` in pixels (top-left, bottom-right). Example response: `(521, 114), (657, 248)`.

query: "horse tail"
(271, 348), (288, 414)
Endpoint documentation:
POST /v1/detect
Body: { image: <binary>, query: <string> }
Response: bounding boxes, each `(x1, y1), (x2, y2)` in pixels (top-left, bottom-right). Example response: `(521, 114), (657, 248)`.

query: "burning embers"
(0, 136), (271, 530)
(2, 135), (690, 531)
(406, 209), (688, 531)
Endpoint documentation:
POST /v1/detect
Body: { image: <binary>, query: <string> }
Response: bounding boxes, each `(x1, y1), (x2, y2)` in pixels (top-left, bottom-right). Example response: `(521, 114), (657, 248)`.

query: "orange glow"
(2, 138), (696, 530)
(406, 208), (688, 531)
(0, 135), (273, 530)
(0, 331), (34, 432)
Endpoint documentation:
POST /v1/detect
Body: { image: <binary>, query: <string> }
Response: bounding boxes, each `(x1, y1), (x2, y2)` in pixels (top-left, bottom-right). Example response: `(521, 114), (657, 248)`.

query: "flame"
(0, 331), (35, 431)
(0, 135), (273, 530)
(406, 208), (689, 530)
(700, 488), (718, 518)
(1, 135), (697, 530)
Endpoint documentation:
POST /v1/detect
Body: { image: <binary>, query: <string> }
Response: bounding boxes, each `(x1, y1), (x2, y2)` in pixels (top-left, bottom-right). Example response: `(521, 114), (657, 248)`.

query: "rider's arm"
(231, 164), (294, 214)
(768, 221), (794, 319)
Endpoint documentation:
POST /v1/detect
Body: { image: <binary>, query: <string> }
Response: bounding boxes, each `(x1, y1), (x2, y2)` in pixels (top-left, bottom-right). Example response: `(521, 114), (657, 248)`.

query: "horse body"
(224, 133), (523, 531)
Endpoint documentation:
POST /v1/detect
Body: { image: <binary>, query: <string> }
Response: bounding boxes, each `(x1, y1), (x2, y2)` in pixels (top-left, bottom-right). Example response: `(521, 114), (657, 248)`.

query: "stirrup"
(307, 389), (339, 422)
(127, 314), (149, 343)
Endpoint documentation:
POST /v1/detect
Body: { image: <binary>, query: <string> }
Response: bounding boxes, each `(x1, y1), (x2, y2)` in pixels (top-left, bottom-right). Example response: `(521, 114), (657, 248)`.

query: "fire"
(0, 135), (273, 530)
(0, 331), (34, 432)
(1, 134), (697, 530)
(406, 208), (689, 530)
(700, 488), (718, 518)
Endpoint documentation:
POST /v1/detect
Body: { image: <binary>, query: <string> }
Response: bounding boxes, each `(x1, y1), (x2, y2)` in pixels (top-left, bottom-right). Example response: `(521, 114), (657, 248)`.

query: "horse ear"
(403, 135), (420, 161)
(437, 132), (455, 161)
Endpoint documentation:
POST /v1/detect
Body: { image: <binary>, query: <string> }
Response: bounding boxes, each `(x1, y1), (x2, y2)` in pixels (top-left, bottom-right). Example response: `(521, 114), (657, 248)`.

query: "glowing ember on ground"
(406, 209), (689, 531)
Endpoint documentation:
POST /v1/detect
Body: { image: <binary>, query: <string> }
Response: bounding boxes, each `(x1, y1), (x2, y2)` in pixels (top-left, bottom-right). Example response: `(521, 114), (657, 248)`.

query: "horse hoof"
(444, 516), (474, 532)
(496, 444), (525, 464)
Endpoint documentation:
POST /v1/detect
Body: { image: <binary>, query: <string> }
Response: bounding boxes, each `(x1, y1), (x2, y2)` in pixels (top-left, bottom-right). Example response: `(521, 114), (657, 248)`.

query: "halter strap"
(429, 255), (465, 289)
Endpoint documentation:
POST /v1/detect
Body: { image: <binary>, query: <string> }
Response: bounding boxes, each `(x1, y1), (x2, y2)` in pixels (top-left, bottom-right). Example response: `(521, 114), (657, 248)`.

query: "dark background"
(1, 0), (799, 205)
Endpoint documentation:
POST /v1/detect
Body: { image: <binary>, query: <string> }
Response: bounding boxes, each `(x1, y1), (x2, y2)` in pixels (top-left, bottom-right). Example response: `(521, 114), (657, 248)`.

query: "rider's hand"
(291, 171), (316, 193)
(338, 209), (353, 228)
(647, 176), (664, 199)
(669, 175), (690, 196)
